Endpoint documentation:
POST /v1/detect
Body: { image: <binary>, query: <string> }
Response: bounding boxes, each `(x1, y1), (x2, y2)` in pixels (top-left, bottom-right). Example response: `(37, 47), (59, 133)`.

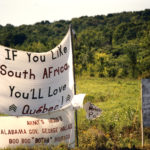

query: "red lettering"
(9, 139), (19, 144)
(42, 64), (69, 79)
(29, 129), (38, 134)
(55, 134), (70, 142)
(21, 138), (31, 144)
(22, 104), (60, 115)
(0, 64), (6, 75)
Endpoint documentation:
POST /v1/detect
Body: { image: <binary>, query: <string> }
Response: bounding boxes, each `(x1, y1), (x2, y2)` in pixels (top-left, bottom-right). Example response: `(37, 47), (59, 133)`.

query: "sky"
(0, 0), (150, 26)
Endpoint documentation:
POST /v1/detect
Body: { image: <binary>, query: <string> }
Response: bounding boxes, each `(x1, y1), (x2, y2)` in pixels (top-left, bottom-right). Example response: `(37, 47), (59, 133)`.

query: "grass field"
(1, 76), (150, 150)
(76, 76), (143, 149)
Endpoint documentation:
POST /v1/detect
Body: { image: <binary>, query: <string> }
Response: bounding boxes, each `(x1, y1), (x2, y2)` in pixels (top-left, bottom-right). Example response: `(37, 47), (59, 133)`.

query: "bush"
(79, 127), (107, 150)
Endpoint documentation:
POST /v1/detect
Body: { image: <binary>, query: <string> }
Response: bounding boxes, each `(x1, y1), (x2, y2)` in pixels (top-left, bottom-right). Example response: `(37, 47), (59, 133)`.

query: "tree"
(125, 44), (139, 78)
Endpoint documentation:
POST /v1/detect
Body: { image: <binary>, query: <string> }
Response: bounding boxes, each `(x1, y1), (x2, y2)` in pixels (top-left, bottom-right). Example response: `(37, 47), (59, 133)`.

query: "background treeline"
(0, 9), (150, 78)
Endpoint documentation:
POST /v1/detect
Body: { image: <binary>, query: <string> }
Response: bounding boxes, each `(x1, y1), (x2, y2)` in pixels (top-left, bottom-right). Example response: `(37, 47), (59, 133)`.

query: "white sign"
(0, 29), (74, 116)
(0, 106), (75, 148)
(71, 94), (86, 109)
(84, 102), (102, 120)
(142, 79), (150, 127)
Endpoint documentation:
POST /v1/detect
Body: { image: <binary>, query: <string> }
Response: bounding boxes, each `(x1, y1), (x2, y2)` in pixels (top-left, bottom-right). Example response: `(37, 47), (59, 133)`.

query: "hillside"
(0, 9), (150, 78)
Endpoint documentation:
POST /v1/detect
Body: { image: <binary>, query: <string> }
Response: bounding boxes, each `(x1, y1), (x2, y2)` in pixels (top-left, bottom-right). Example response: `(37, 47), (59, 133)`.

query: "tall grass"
(76, 76), (143, 149)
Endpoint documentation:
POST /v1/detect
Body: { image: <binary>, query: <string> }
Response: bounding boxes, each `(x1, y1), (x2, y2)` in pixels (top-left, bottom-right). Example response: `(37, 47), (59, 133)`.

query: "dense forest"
(0, 9), (150, 78)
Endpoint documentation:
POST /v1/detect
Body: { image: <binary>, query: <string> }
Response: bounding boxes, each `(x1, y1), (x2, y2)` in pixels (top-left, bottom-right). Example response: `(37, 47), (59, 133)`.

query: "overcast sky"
(0, 0), (150, 26)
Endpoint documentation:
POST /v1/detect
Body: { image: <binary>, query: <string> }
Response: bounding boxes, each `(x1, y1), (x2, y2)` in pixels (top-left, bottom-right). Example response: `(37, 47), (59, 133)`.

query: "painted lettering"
(42, 63), (69, 79)
(51, 45), (67, 60)
(27, 53), (46, 63)
(48, 84), (66, 97)
(9, 86), (44, 100)
(22, 104), (59, 115)
(0, 64), (35, 79)
(5, 49), (18, 61)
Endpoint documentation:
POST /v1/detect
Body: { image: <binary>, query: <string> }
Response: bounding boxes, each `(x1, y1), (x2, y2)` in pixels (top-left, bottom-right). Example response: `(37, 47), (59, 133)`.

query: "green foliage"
(0, 9), (150, 78)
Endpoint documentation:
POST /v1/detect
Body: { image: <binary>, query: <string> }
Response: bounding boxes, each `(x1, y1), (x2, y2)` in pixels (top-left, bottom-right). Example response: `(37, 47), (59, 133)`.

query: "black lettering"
(31, 89), (37, 99)
(27, 53), (31, 62)
(58, 45), (63, 56)
(51, 51), (56, 60)
(5, 49), (11, 60)
(9, 86), (15, 97)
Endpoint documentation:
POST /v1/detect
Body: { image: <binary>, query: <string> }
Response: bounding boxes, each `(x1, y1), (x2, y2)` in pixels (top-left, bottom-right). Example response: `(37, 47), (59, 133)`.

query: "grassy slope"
(76, 76), (143, 149)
